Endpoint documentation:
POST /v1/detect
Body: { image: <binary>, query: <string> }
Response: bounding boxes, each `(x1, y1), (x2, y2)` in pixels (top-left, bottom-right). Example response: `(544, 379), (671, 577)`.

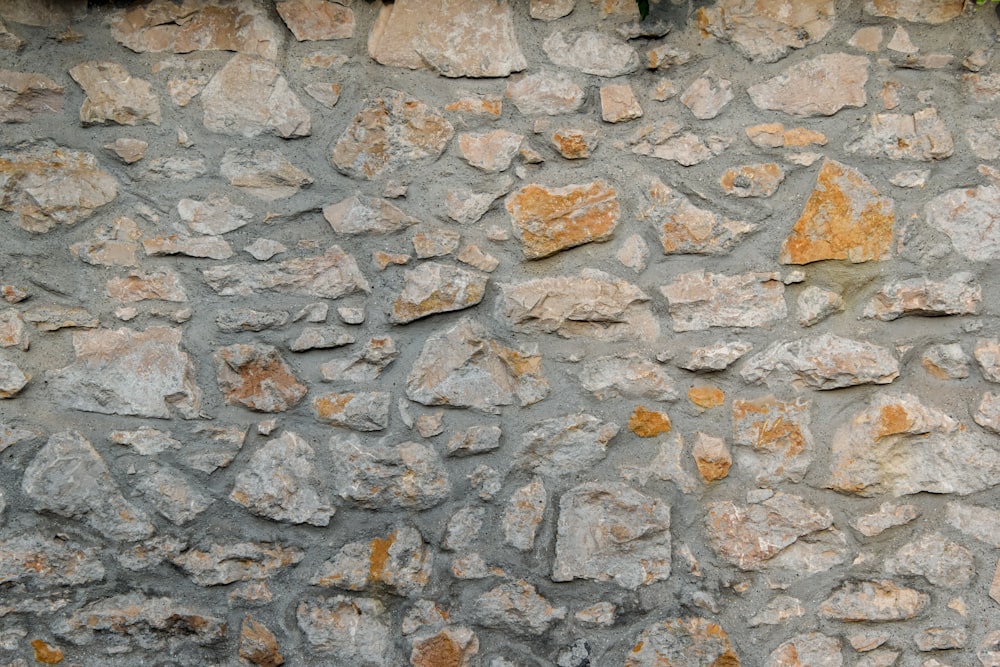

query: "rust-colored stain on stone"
(876, 402), (914, 440)
(411, 632), (463, 667)
(506, 180), (620, 259)
(31, 639), (64, 664)
(628, 406), (671, 437)
(780, 159), (894, 265)
(719, 163), (784, 198)
(689, 386), (725, 409)
(368, 532), (395, 582)
(551, 130), (592, 159)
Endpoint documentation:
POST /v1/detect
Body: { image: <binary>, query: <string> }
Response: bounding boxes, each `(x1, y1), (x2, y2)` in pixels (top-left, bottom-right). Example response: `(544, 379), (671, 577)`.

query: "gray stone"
(0, 355), (27, 399)
(639, 178), (755, 256)
(244, 238), (286, 261)
(391, 262), (487, 324)
(679, 340), (753, 372)
(203, 246), (369, 299)
(69, 61), (160, 126)
(976, 338), (1000, 382)
(215, 308), (288, 333)
(925, 184), (1000, 261)
(134, 463), (214, 526)
(530, 0), (575, 20)
(732, 396), (813, 485)
(147, 156), (207, 181)
(0, 19), (21, 49)
(311, 525), (432, 597)
(230, 432), (334, 526)
(852, 502), (919, 537)
(177, 194), (252, 235)
(443, 506), (484, 551)
(797, 286), (845, 326)
(923, 343), (971, 379)
(630, 122), (730, 165)
(885, 532), (974, 587)
(22, 432), (154, 541)
(0, 535), (104, 588)
(469, 580), (566, 636)
(171, 542), (303, 586)
(516, 414), (619, 477)
(183, 424), (246, 474)
(767, 633), (841, 667)
(458, 130), (523, 172)
(748, 53), (869, 116)
(110, 427), (181, 456)
(543, 31), (638, 77)
(447, 424), (502, 457)
(680, 69), (733, 119)
(819, 580), (929, 621)
(848, 108), (954, 160)
(661, 270), (786, 332)
(323, 195), (418, 235)
(506, 180), (620, 259)
(220, 148), (313, 200)
(578, 354), (677, 401)
(505, 71), (586, 115)
(288, 326), (354, 352)
(749, 596), (805, 627)
(914, 627), (967, 652)
(698, 0), (835, 62)
(22, 305), (98, 332)
(142, 234), (233, 260)
(625, 618), (739, 667)
(321, 336), (397, 381)
(312, 391), (390, 431)
(0, 69), (63, 123)
(330, 436), (450, 510)
(0, 422), (40, 452)
(503, 478), (545, 551)
(741, 334), (899, 390)
(946, 501), (1000, 547)
(864, 273), (981, 320)
(215, 343), (307, 413)
(297, 596), (393, 663)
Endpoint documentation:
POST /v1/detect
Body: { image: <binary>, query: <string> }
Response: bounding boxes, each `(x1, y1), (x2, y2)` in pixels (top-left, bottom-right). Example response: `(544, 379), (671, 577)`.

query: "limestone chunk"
(628, 406), (672, 438)
(543, 31), (638, 77)
(819, 580), (929, 621)
(0, 143), (118, 233)
(646, 44), (691, 71)
(110, 427), (181, 456)
(410, 627), (478, 667)
(323, 195), (418, 235)
(720, 163), (784, 198)
(780, 159), (894, 264)
(277, 0), (353, 41)
(852, 502), (919, 537)
(692, 433), (731, 482)
(865, 273), (980, 320)
(457, 244), (499, 273)
(506, 181), (619, 259)
(230, 432), (334, 526)
(578, 355), (677, 401)
(332, 90), (453, 179)
(304, 81), (341, 109)
(925, 183), (1000, 261)
(680, 70), (733, 120)
(506, 71), (586, 116)
(0, 422), (39, 452)
(865, 0), (964, 24)
(680, 340), (753, 372)
(947, 501), (1000, 547)
(447, 425), (501, 457)
(743, 334), (898, 390)
(914, 627), (967, 652)
(442, 507), (483, 551)
(143, 235), (233, 260)
(0, 535), (104, 589)
(22, 305), (98, 331)
(469, 581), (565, 636)
(68, 217), (138, 268)
(107, 270), (187, 303)
(600, 84), (642, 123)
(531, 0), (575, 20)
(245, 238), (286, 261)
(331, 436), (449, 510)
(848, 108), (954, 161)
(546, 125), (600, 159)
(697, 0), (835, 62)
(446, 187), (507, 225)
(616, 234), (649, 272)
(661, 270), (786, 332)
(631, 123), (730, 165)
(412, 229), (461, 259)
(311, 525), (431, 597)
(202, 54), (309, 138)
(221, 148), (313, 200)
(732, 396), (813, 485)
(166, 76), (208, 106)
(214, 343), (307, 413)
(312, 391), (390, 431)
(297, 596), (392, 663)
(0, 19), (22, 49)
(498, 270), (659, 341)
(215, 308), (288, 334)
(458, 130), (523, 172)
(203, 246), (369, 299)
(69, 61), (160, 126)
(147, 156), (206, 180)
(746, 123), (828, 148)
(625, 618), (738, 667)
(748, 53), (869, 116)
(445, 92), (502, 117)
(406, 318), (548, 412)
(640, 178), (756, 255)
(0, 69), (63, 123)
(977, 392), (1000, 433)
(827, 393), (1000, 496)
(885, 533), (973, 587)
(135, 463), (214, 526)
(288, 326), (354, 352)
(22, 431), (154, 541)
(390, 262), (487, 324)
(171, 543), (303, 586)
(503, 478), (545, 551)
(0, 310), (26, 351)
(183, 424), (247, 474)
(798, 286), (845, 326)
(516, 414), (619, 477)
(239, 616), (283, 667)
(321, 336), (397, 382)
(49, 326), (200, 419)
(750, 596), (805, 627)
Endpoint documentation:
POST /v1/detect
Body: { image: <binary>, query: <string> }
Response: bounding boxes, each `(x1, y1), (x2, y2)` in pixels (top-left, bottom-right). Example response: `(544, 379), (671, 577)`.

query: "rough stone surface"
(331, 436), (450, 510)
(277, 0), (354, 41)
(885, 532), (974, 587)
(625, 617), (739, 667)
(312, 391), (390, 431)
(819, 580), (929, 621)
(203, 246), (369, 298)
(698, 0), (835, 62)
(506, 180), (620, 259)
(848, 108), (954, 161)
(925, 184), (1000, 261)
(171, 542), (302, 585)
(543, 31), (638, 77)
(864, 273), (981, 320)
(214, 343), (307, 413)
(732, 396), (813, 485)
(468, 581), (566, 636)
(516, 414), (619, 477)
(680, 69), (733, 120)
(297, 596), (392, 663)
(742, 334), (900, 390)
(69, 61), (160, 126)
(505, 71), (585, 115)
(578, 354), (677, 401)
(311, 525), (432, 597)
(661, 270), (786, 332)
(640, 178), (756, 255)
(748, 53), (868, 117)
(0, 69), (63, 123)
(391, 262), (487, 324)
(220, 148), (313, 200)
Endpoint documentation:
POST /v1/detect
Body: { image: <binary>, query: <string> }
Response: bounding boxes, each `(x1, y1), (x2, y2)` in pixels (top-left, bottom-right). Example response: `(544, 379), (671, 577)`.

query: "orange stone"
(689, 386), (725, 409)
(239, 616), (284, 667)
(628, 406), (672, 437)
(745, 123), (827, 148)
(780, 159), (894, 265)
(31, 640), (63, 665)
(692, 433), (732, 482)
(506, 180), (620, 259)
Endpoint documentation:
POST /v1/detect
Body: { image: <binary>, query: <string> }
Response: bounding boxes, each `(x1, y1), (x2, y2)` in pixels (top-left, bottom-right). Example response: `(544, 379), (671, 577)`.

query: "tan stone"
(22, 305), (98, 331)
(30, 640), (63, 665)
(503, 478), (546, 551)
(311, 525), (432, 596)
(330, 437), (450, 510)
(506, 180), (620, 259)
(215, 343), (307, 413)
(742, 334), (899, 390)
(106, 270), (187, 303)
(692, 432), (731, 482)
(631, 123), (730, 165)
(0, 19), (21, 50)
(600, 84), (643, 123)
(849, 26), (883, 52)
(661, 270), (786, 332)
(166, 76), (207, 106)
(458, 130), (523, 172)
(746, 123), (828, 148)
(0, 309), (26, 350)
(628, 406), (671, 438)
(297, 596), (391, 661)
(456, 244), (499, 272)
(680, 341), (753, 372)
(852, 502), (919, 537)
(885, 532), (974, 587)
(616, 234), (649, 273)
(412, 229), (460, 259)
(646, 45), (692, 71)
(865, 0), (964, 24)
(506, 71), (586, 115)
(925, 183), (1000, 261)
(748, 53), (869, 116)
(323, 195), (418, 235)
(203, 246), (368, 299)
(369, 0), (525, 77)
(543, 31), (638, 77)
(69, 61), (160, 126)
(221, 148), (313, 200)
(697, 0), (835, 62)
(848, 107), (953, 160)
(391, 262), (487, 324)
(820, 580), (928, 621)
(547, 126), (599, 159)
(0, 69), (63, 123)
(142, 234), (233, 260)
(530, 0), (575, 20)
(732, 396), (813, 485)
(689, 386), (724, 409)
(240, 616), (284, 667)
(640, 178), (755, 255)
(767, 633), (841, 667)
(0, 354), (28, 399)
(1, 0), (85, 26)
(580, 355), (677, 402)
(103, 138), (147, 164)
(780, 159), (894, 264)
(277, 0), (353, 41)
(172, 542), (303, 586)
(445, 93), (501, 117)
(680, 69), (733, 119)
(864, 272), (980, 320)
(625, 618), (739, 667)
(202, 54), (310, 138)
(720, 163), (784, 198)
(797, 286), (844, 326)
(410, 627), (478, 667)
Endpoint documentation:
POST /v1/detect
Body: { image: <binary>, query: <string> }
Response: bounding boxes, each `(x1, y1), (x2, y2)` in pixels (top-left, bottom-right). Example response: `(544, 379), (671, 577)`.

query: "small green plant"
(637, 0), (649, 18)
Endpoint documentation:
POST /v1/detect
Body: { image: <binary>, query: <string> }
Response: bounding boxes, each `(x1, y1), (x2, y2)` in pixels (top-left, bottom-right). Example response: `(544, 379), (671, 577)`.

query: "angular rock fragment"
(553, 482), (670, 589)
(680, 340), (753, 372)
(70, 217), (140, 267)
(321, 336), (396, 382)
(628, 406), (672, 438)
(748, 54), (869, 117)
(178, 195), (249, 236)
(499, 270), (658, 341)
(746, 123), (827, 148)
(946, 502), (1000, 547)
(288, 326), (354, 352)
(221, 148), (313, 200)
(390, 262), (487, 324)
(600, 83), (642, 123)
(503, 478), (545, 551)
(245, 239), (286, 261)
(925, 183), (1000, 261)
(767, 633), (842, 667)
(304, 81), (340, 108)
(231, 432), (334, 526)
(469, 581), (565, 636)
(458, 130), (523, 172)
(530, 0), (575, 20)
(183, 424), (247, 474)
(447, 425), (501, 457)
(147, 156), (206, 180)
(331, 436), (450, 510)
(630, 122), (730, 165)
(49, 326), (200, 418)
(732, 396), (813, 485)
(914, 626), (967, 652)
(640, 178), (755, 255)
(692, 432), (731, 481)
(457, 244), (499, 272)
(506, 180), (620, 259)
(505, 71), (586, 116)
(442, 506), (484, 551)
(543, 31), (638, 77)
(332, 90), (453, 179)
(864, 273), (980, 321)
(22, 305), (98, 331)
(516, 414), (619, 477)
(143, 235), (233, 260)
(865, 0), (964, 24)
(446, 186), (507, 225)
(0, 421), (40, 452)
(135, 463), (214, 526)
(215, 309), (288, 333)
(0, 309), (26, 350)
(311, 525), (432, 597)
(107, 270), (187, 303)
(742, 334), (898, 390)
(69, 61), (160, 126)
(297, 596), (392, 663)
(0, 20), (22, 49)
(662, 270), (786, 332)
(797, 286), (844, 326)
(215, 343), (307, 413)
(625, 618), (738, 667)
(110, 427), (181, 456)
(202, 54), (310, 138)
(323, 195), (418, 235)
(277, 0), (354, 41)
(976, 392), (1000, 433)
(166, 76), (208, 107)
(546, 124), (600, 160)
(819, 580), (929, 621)
(827, 393), (1000, 496)
(110, 0), (279, 60)
(680, 69), (733, 120)
(885, 532), (973, 587)
(720, 163), (784, 198)
(171, 542), (303, 586)
(0, 143), (118, 233)
(750, 596), (805, 627)
(406, 318), (548, 412)
(780, 159), (894, 264)
(0, 69), (63, 123)
(410, 627), (478, 667)
(240, 616), (283, 667)
(204, 246), (369, 299)
(697, 0), (835, 62)
(0, 535), (104, 588)
(22, 431), (154, 541)
(412, 229), (460, 259)
(646, 44), (691, 71)
(578, 355), (677, 401)
(312, 391), (390, 431)
(852, 502), (919, 538)
(848, 108), (954, 161)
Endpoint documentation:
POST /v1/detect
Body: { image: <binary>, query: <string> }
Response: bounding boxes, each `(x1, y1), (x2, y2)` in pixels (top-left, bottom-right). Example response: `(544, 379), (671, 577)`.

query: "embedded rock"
(692, 432), (732, 481)
(323, 195), (418, 235)
(214, 343), (307, 413)
(819, 580), (929, 621)
(0, 535), (104, 588)
(230, 432), (334, 526)
(697, 0), (835, 62)
(0, 354), (26, 399)
(203, 246), (369, 299)
(132, 463), (212, 526)
(680, 340), (753, 372)
(516, 414), (619, 477)
(142, 235), (232, 260)
(720, 163), (785, 198)
(22, 305), (98, 331)
(276, 0), (354, 41)
(288, 326), (354, 352)
(201, 54), (310, 138)
(848, 108), (954, 161)
(69, 61), (160, 126)
(946, 501), (1000, 547)
(852, 502), (919, 537)
(321, 336), (397, 382)
(297, 596), (392, 663)
(0, 69), (63, 123)
(458, 130), (523, 173)
(780, 159), (894, 264)
(767, 633), (842, 667)
(215, 309), (287, 333)
(680, 69), (733, 120)
(49, 326), (201, 419)
(600, 83), (643, 122)
(885, 533), (974, 587)
(312, 391), (390, 431)
(925, 183), (1000, 261)
(22, 431), (155, 541)
(865, 0), (964, 24)
(505, 71), (586, 115)
(503, 478), (545, 551)
(543, 31), (638, 77)
(864, 273), (981, 320)
(625, 618), (739, 667)
(506, 180), (620, 259)
(531, 0), (575, 20)
(746, 122), (828, 148)
(171, 542), (303, 586)
(748, 54), (869, 117)
(741, 334), (899, 390)
(732, 396), (813, 485)
(410, 627), (478, 667)
(639, 178), (755, 255)
(107, 270), (187, 303)
(628, 407), (672, 438)
(578, 355), (677, 401)
(184, 424), (247, 474)
(631, 123), (730, 165)
(220, 148), (313, 200)
(662, 271), (786, 332)
(976, 392), (1000, 433)
(330, 436), (450, 510)
(406, 318), (548, 412)
(553, 482), (670, 589)
(797, 286), (845, 326)
(310, 525), (432, 597)
(469, 581), (565, 636)
(70, 217), (139, 266)
(304, 82), (340, 108)
(239, 616), (283, 667)
(391, 263), (487, 324)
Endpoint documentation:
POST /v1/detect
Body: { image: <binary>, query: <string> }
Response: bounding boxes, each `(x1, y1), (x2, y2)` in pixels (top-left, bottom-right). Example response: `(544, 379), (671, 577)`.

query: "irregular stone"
(498, 269), (658, 341)
(445, 425), (500, 458)
(332, 90), (453, 179)
(239, 616), (283, 667)
(0, 19), (22, 49)
(446, 186), (507, 225)
(221, 148), (313, 200)
(543, 31), (638, 77)
(625, 618), (739, 667)
(732, 396), (813, 485)
(0, 421), (40, 452)
(0, 535), (104, 588)
(616, 234), (649, 272)
(135, 463), (214, 526)
(442, 506), (483, 551)
(628, 406), (672, 438)
(865, 0), (964, 24)
(780, 159), (894, 264)
(147, 156), (206, 180)
(165, 76), (208, 106)
(458, 130), (523, 172)
(172, 542), (302, 586)
(230, 432), (334, 526)
(746, 122), (828, 148)
(516, 414), (619, 477)
(600, 83), (642, 123)
(183, 424), (247, 474)
(848, 107), (954, 161)
(390, 262), (487, 324)
(925, 183), (1000, 261)
(107, 269), (187, 303)
(748, 53), (869, 116)
(68, 61), (160, 126)
(312, 391), (390, 431)
(110, 427), (181, 456)
(30, 640), (63, 665)
(179, 195), (246, 236)
(828, 393), (1000, 496)
(203, 246), (369, 299)
(277, 0), (353, 41)
(413, 229), (461, 259)
(797, 286), (844, 326)
(321, 336), (397, 382)
(630, 123), (730, 165)
(22, 431), (154, 541)
(311, 525), (431, 597)
(288, 326), (354, 352)
(680, 69), (733, 120)
(750, 596), (805, 627)
(975, 391), (1000, 433)
(639, 178), (755, 255)
(202, 54), (310, 138)
(110, 0), (279, 60)
(70, 217), (140, 267)
(742, 334), (899, 390)
(865, 273), (980, 320)
(914, 627), (967, 652)
(720, 163), (784, 198)
(410, 627), (478, 667)
(215, 343), (306, 413)
(503, 478), (545, 551)
(55, 593), (225, 650)
(579, 355), (677, 401)
(697, 0), (835, 62)
(506, 71), (586, 115)
(245, 239), (286, 261)
(0, 69), (63, 123)
(680, 340), (753, 372)
(469, 581), (565, 636)
(49, 326), (200, 418)
(531, 0), (575, 20)
(457, 244), (500, 273)
(546, 124), (600, 160)
(820, 580), (929, 621)
(22, 305), (98, 331)
(303, 81), (341, 109)
(324, 195), (419, 236)
(852, 502), (919, 537)
(646, 44), (692, 71)
(885, 533), (973, 587)
(297, 596), (392, 663)
(661, 270), (786, 332)
(0, 310), (26, 350)
(980, 631), (1000, 667)
(506, 180), (619, 260)
(691, 433), (731, 482)
(143, 234), (233, 260)
(0, 143), (118, 233)
(331, 436), (449, 510)
(849, 25), (883, 52)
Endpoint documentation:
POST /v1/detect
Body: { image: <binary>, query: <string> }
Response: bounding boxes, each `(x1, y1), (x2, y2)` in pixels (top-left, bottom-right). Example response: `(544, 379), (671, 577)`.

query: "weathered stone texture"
(506, 181), (620, 259)
(516, 414), (619, 477)
(742, 334), (899, 390)
(203, 246), (369, 298)
(215, 343), (307, 413)
(661, 270), (786, 331)
(69, 61), (160, 126)
(201, 54), (310, 138)
(641, 178), (756, 255)
(698, 0), (835, 62)
(625, 618), (739, 667)
(331, 436), (450, 510)
(748, 54), (869, 116)
(0, 69), (63, 123)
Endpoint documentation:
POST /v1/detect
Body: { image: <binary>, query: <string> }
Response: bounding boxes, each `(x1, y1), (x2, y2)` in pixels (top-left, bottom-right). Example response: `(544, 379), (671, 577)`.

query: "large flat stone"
(748, 53), (869, 117)
(203, 246), (368, 298)
(925, 183), (1000, 261)
(69, 61), (160, 126)
(625, 618), (739, 667)
(742, 334), (899, 390)
(661, 270), (786, 332)
(506, 180), (620, 259)
(543, 31), (638, 77)
(863, 273), (981, 320)
(640, 178), (755, 255)
(516, 414), (619, 477)
(202, 54), (309, 138)
(330, 436), (450, 510)
(0, 69), (63, 123)
(865, 0), (964, 24)
(391, 262), (487, 324)
(697, 0), (835, 62)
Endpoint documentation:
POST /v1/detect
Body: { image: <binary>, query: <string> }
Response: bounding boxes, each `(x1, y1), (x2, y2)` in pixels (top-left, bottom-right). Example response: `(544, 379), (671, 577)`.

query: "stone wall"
(1, 0), (1000, 664)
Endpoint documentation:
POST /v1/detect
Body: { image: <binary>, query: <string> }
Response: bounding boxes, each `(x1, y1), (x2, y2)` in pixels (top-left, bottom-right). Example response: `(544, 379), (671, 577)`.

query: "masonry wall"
(2, 0), (1000, 665)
